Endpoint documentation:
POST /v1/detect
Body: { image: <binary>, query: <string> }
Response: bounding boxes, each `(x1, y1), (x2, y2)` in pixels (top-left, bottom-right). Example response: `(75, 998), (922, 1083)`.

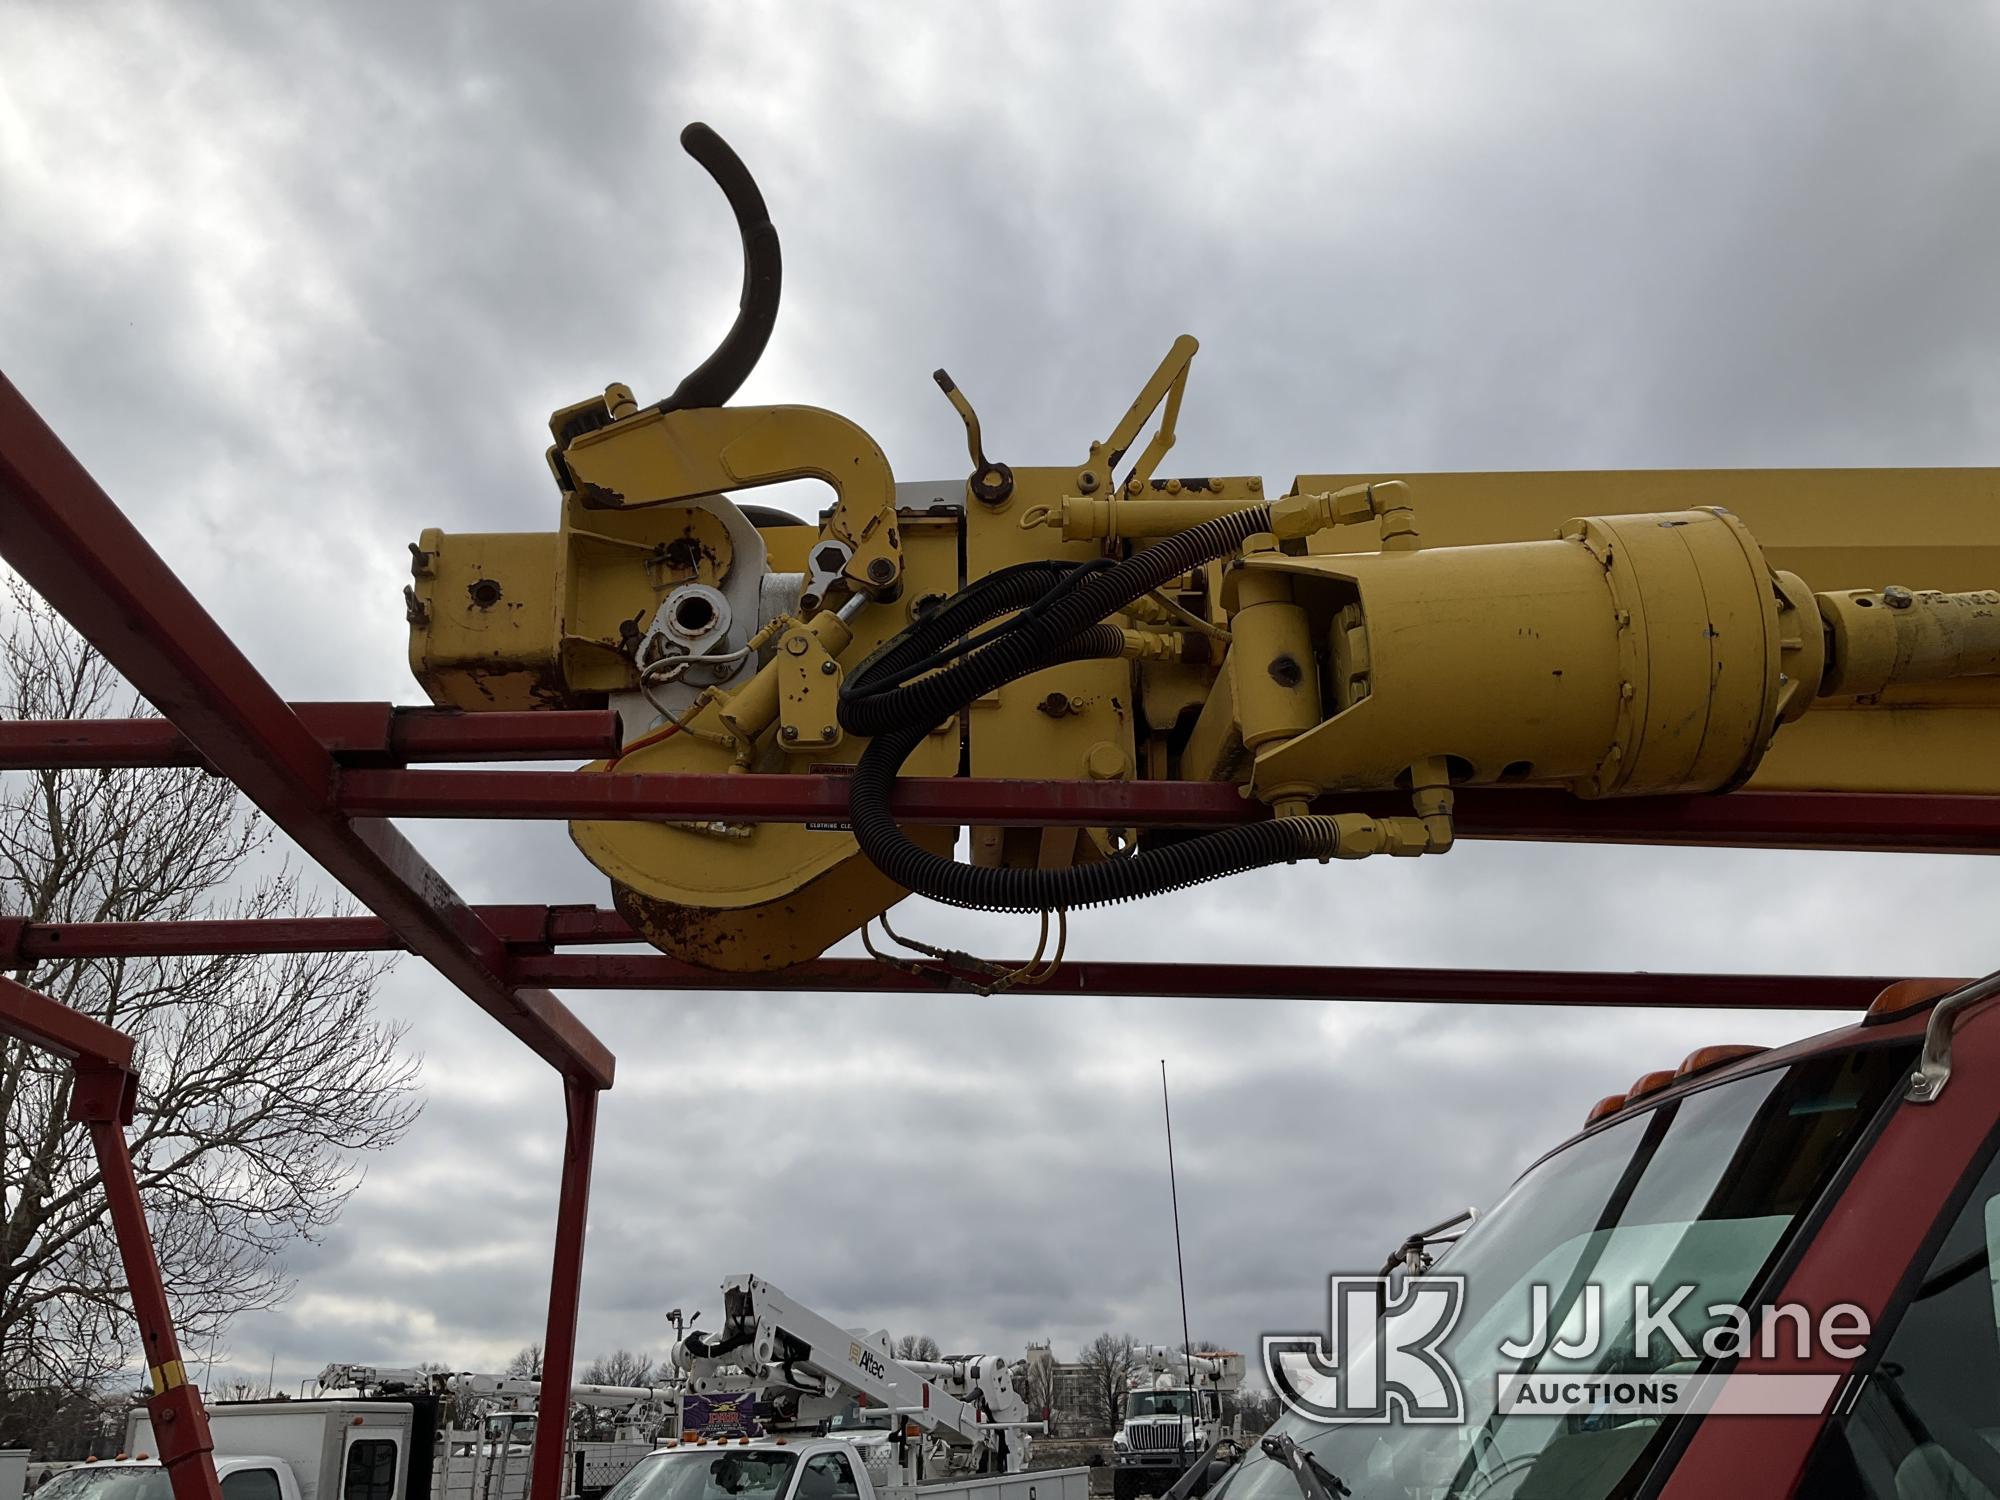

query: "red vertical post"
(531, 1075), (599, 1500)
(71, 1062), (222, 1500)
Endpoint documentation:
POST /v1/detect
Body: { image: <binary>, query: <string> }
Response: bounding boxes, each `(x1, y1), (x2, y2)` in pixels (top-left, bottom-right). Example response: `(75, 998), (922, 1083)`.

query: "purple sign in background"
(681, 1393), (762, 1438)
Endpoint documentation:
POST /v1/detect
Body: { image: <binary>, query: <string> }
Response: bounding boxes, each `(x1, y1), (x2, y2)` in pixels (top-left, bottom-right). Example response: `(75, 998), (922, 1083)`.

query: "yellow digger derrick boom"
(403, 126), (2000, 972)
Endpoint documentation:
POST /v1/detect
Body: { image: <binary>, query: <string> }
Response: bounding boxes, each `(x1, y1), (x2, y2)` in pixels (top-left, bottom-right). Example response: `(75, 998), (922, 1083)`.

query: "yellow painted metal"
(409, 498), (754, 708)
(410, 342), (2000, 971)
(1101, 335), (1197, 493)
(1293, 469), (2000, 794)
(558, 399), (904, 602)
(567, 515), (962, 971)
(961, 466), (1137, 871)
(1023, 496), (1248, 541)
(1244, 508), (1814, 803)
(1223, 563), (1320, 751)
(1294, 469), (2000, 592)
(774, 620), (847, 751)
(558, 496), (741, 697)
(406, 530), (563, 709)
(1818, 587), (2000, 696)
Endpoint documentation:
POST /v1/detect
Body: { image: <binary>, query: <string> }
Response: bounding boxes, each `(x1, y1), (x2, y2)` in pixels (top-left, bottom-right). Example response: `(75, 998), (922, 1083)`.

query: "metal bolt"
(1883, 585), (1914, 610)
(785, 634), (810, 656)
(820, 659), (838, 675)
(781, 725), (799, 742)
(867, 557), (896, 584)
(1248, 477), (1263, 493)
(1620, 681), (1634, 700)
(820, 726), (836, 740)
(1078, 470), (1099, 494)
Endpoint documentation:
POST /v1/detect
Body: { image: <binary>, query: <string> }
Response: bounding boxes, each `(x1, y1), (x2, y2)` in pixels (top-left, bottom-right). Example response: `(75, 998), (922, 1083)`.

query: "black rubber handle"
(659, 122), (782, 413)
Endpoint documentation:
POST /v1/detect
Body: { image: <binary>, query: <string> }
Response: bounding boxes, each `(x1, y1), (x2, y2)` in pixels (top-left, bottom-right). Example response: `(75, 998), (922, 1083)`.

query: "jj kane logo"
(1263, 1276), (1871, 1423)
(1262, 1276), (1468, 1424)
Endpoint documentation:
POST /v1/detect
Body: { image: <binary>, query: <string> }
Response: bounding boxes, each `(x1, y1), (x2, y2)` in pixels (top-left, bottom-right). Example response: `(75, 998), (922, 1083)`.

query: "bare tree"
(581, 1350), (657, 1388)
(893, 1334), (940, 1362)
(506, 1344), (545, 1380)
(0, 583), (422, 1452)
(1231, 1381), (1281, 1436)
(1077, 1332), (1137, 1437)
(1024, 1343), (1060, 1425)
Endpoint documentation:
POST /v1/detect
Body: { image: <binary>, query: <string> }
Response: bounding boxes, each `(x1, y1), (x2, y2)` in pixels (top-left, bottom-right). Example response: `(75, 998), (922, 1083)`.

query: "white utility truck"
(667, 1275), (1085, 1495)
(112, 1400), (431, 1500)
(33, 1454), (316, 1500)
(1109, 1349), (1244, 1500)
(316, 1365), (679, 1500)
(602, 1439), (1084, 1500)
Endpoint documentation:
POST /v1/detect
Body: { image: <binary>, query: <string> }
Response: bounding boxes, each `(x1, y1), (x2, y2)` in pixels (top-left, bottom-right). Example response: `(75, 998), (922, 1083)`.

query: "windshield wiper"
(1259, 1434), (1350, 1500)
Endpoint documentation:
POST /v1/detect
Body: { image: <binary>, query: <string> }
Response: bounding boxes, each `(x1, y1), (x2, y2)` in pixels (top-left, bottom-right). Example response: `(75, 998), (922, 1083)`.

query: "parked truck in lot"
(669, 1275), (1061, 1481)
(122, 1401), (432, 1500)
(1111, 1350), (1244, 1500)
(35, 1455), (316, 1500)
(601, 1439), (1086, 1500)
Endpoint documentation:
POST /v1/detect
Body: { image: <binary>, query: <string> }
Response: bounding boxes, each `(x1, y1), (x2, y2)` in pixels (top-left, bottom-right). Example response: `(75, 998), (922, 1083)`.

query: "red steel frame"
(0, 367), (1985, 1500)
(0, 977), (222, 1500)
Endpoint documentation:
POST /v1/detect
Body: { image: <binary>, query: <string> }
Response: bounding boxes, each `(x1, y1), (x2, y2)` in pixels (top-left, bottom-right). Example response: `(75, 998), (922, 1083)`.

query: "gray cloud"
(7, 0), (2000, 1394)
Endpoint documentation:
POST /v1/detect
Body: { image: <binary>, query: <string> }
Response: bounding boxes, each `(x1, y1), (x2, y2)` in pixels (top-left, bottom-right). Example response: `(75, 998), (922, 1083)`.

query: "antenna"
(1161, 1059), (1196, 1394)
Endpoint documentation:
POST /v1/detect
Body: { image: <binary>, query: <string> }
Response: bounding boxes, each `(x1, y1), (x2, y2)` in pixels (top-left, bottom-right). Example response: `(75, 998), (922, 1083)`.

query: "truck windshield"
(1127, 1393), (1195, 1418)
(1217, 1044), (1909, 1500)
(604, 1451), (799, 1500)
(37, 1472), (170, 1500)
(828, 1404), (891, 1431)
(484, 1415), (534, 1446)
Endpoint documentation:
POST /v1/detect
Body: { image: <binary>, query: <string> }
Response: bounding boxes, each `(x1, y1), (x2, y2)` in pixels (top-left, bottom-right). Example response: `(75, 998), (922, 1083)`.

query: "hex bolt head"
(867, 557), (896, 584)
(820, 659), (838, 675)
(1078, 470), (1100, 493)
(1883, 585), (1915, 610)
(781, 725), (799, 742)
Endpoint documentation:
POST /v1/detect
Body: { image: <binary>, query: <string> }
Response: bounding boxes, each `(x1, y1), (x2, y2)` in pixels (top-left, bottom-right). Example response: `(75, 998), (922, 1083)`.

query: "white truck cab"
(31, 1455), (306, 1500)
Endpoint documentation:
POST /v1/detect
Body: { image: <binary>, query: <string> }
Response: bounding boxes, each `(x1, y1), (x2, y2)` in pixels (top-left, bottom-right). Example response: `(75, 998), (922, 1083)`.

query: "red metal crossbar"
(331, 770), (2000, 854)
(0, 912), (1921, 1008)
(0, 704), (621, 770)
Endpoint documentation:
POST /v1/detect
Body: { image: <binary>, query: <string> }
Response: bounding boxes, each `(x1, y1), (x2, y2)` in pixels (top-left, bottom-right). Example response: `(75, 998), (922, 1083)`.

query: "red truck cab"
(1229, 979), (2000, 1498)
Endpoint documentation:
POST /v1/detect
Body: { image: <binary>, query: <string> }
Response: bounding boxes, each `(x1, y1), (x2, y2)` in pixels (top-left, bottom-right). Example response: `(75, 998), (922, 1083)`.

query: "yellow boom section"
(1298, 469), (2000, 795)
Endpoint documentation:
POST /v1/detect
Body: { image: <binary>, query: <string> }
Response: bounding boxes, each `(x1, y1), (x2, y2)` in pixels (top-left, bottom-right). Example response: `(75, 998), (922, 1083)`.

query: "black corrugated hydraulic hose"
(838, 505), (1347, 911)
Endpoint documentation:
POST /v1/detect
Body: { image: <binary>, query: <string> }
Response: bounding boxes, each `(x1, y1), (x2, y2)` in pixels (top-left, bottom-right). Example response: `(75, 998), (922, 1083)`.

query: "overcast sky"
(6, 0), (2000, 1397)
